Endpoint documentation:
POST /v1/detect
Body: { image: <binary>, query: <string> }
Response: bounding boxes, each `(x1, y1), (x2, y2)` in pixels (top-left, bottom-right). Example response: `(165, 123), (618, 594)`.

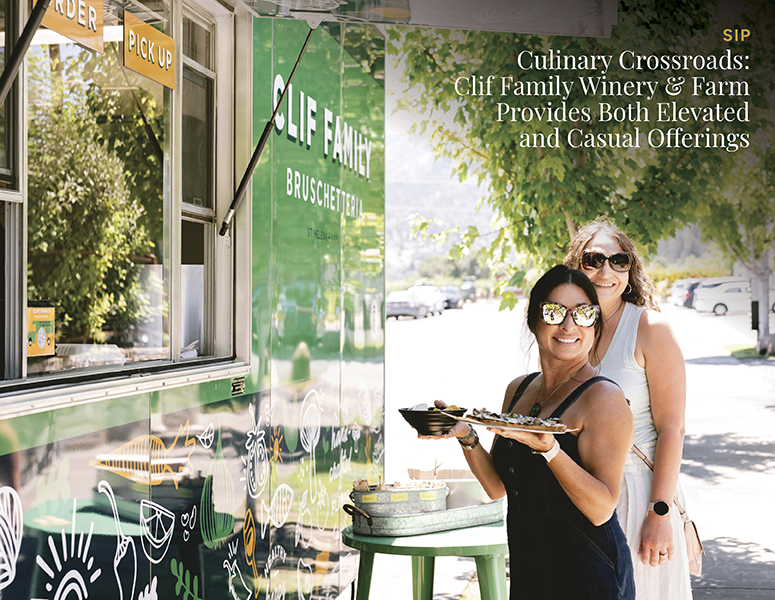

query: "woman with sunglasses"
(565, 217), (692, 600)
(424, 265), (635, 599)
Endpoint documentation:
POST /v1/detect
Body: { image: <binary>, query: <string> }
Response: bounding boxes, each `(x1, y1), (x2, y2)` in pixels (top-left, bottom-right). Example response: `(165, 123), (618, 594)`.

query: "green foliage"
(81, 44), (166, 246)
(387, 0), (764, 299)
(27, 47), (155, 343)
(693, 1), (775, 337)
(418, 255), (454, 278)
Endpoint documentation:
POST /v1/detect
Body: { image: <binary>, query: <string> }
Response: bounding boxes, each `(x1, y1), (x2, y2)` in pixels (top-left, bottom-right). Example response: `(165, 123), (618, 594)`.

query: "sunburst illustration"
(33, 499), (102, 600)
(270, 427), (284, 465)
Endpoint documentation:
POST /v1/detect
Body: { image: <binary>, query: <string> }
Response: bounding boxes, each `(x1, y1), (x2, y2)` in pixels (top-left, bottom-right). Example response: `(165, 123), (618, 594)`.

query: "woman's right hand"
(417, 420), (471, 440)
(416, 400), (471, 440)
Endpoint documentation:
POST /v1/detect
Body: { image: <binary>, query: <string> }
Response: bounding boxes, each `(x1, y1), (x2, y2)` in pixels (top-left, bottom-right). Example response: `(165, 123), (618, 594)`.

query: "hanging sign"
(123, 11), (175, 89)
(39, 0), (104, 54)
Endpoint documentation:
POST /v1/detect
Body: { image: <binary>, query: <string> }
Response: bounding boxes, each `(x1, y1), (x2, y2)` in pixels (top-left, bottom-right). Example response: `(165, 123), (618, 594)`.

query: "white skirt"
(617, 462), (693, 600)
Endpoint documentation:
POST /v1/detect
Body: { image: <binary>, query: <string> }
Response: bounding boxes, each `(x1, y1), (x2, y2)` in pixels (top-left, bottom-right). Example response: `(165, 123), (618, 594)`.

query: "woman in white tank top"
(565, 217), (693, 600)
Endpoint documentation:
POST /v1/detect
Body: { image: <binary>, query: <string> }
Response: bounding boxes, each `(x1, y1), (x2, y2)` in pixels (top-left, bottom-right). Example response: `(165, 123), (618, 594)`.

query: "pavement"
(338, 301), (775, 600)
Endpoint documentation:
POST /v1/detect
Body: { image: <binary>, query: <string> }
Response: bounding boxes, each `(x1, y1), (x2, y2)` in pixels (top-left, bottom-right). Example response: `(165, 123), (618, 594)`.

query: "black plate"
(398, 407), (466, 436)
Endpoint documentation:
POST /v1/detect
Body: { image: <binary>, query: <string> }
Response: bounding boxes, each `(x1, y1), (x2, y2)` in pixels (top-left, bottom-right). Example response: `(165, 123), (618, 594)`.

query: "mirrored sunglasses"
(540, 302), (600, 327)
(581, 251), (632, 273)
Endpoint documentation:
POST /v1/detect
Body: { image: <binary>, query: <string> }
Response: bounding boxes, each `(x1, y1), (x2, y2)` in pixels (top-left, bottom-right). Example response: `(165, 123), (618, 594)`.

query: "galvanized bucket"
(349, 484), (448, 516)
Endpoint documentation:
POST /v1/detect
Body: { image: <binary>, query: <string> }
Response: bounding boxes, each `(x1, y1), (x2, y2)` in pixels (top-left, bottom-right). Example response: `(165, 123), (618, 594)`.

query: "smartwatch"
(648, 500), (670, 516)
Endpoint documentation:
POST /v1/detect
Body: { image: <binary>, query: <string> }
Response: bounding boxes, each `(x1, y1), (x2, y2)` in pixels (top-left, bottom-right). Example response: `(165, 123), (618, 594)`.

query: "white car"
(694, 280), (751, 315)
(409, 285), (446, 316)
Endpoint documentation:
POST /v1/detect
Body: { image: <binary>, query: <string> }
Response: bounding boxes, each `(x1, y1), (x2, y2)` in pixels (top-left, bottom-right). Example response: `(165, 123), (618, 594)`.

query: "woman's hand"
(417, 399), (472, 441)
(417, 420), (471, 440)
(486, 427), (555, 453)
(639, 511), (675, 566)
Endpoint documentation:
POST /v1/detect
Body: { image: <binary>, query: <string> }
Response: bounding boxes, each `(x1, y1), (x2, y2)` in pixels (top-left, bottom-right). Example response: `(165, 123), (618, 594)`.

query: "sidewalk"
(669, 306), (775, 599)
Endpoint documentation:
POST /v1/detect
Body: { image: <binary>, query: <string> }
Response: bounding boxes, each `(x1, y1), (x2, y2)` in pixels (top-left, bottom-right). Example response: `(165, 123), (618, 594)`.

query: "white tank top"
(597, 302), (657, 465)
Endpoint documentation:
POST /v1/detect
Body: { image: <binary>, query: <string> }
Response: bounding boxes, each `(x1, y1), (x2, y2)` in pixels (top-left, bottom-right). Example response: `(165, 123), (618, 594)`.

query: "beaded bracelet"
(457, 426), (476, 445)
(458, 427), (479, 451)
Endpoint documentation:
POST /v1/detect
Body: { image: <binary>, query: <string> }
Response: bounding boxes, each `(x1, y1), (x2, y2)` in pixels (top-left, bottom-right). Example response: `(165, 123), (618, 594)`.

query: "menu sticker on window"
(27, 307), (56, 357)
(123, 11), (175, 89)
(39, 0), (104, 54)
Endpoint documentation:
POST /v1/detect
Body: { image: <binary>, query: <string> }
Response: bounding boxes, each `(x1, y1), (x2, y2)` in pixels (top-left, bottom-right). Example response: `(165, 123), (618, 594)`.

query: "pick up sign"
(40, 0), (104, 54)
(123, 11), (175, 89)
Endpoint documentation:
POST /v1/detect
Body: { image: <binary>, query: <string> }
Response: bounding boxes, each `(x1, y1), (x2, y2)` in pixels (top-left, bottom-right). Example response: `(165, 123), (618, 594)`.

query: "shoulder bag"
(632, 445), (704, 577)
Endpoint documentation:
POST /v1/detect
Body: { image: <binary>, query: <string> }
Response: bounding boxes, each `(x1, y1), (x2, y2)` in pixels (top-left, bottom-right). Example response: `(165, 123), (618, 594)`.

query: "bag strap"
(631, 445), (688, 517)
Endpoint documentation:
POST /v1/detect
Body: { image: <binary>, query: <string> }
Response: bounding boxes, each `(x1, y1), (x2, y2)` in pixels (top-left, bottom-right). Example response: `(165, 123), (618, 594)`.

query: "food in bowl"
(398, 405), (466, 436)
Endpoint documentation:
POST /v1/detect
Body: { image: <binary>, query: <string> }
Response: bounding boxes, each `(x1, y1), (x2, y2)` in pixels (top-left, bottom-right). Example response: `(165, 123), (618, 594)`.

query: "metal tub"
(349, 483), (448, 516)
(345, 497), (505, 537)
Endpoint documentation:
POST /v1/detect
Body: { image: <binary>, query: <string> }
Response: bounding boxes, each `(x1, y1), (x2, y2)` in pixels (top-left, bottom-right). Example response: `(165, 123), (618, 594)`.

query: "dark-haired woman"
(565, 217), (692, 600)
(425, 265), (635, 599)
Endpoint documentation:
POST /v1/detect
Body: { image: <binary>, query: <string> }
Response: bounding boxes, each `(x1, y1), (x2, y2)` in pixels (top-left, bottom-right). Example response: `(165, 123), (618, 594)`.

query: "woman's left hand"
(638, 511), (674, 566)
(486, 427), (555, 453)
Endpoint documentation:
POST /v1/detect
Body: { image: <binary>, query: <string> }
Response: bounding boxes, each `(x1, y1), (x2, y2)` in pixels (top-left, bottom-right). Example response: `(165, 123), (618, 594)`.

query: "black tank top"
(493, 373), (617, 515)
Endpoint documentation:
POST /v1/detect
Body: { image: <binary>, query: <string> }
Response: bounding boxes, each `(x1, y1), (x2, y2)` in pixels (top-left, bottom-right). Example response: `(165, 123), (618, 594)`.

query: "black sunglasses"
(540, 303), (600, 327)
(581, 251), (632, 273)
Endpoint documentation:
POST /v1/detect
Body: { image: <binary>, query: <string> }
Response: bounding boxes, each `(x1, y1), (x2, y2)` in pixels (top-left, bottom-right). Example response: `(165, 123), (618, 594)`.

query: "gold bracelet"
(459, 430), (479, 451)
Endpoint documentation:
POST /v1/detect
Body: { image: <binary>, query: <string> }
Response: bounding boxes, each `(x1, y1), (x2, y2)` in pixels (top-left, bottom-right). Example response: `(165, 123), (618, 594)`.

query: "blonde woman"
(565, 217), (692, 600)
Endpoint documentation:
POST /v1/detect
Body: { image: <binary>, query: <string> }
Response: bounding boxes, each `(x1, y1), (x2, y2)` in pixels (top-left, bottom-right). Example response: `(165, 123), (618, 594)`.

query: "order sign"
(40, 0), (104, 54)
(123, 11), (175, 89)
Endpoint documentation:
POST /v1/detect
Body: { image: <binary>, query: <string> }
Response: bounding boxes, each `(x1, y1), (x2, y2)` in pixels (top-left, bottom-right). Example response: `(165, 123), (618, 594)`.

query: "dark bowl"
(399, 407), (466, 436)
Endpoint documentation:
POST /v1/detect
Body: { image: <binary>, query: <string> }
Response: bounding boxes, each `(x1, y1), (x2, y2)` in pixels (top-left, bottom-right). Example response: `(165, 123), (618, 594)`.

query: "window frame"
(0, 0), (20, 190)
(0, 0), (253, 402)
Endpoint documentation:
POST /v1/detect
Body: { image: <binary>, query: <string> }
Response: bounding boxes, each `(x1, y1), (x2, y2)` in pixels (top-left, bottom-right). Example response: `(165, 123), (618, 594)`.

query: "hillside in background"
(385, 129), (728, 284)
(385, 131), (494, 281)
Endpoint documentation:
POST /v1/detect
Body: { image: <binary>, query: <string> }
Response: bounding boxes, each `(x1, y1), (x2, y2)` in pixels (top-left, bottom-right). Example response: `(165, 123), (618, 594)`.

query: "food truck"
(0, 1), (614, 598)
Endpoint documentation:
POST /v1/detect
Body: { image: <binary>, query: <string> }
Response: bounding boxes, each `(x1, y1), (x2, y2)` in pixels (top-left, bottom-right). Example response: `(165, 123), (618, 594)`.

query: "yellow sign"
(27, 307), (56, 357)
(40, 0), (104, 54)
(124, 12), (175, 89)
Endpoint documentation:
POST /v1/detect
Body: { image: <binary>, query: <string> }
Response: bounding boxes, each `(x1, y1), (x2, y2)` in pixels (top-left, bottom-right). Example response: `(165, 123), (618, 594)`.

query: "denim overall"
(492, 373), (635, 600)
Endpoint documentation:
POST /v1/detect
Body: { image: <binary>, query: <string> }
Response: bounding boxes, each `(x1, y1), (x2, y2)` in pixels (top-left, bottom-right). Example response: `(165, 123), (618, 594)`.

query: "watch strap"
(534, 438), (561, 463)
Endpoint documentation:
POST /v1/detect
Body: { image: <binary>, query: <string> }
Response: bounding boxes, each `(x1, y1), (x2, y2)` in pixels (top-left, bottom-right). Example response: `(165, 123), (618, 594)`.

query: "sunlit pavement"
(341, 300), (775, 599)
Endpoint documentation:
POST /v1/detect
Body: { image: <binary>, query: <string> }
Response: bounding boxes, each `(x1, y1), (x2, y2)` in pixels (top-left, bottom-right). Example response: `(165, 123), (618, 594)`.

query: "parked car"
(386, 290), (428, 319)
(439, 286), (464, 309)
(694, 280), (751, 315)
(409, 285), (446, 315)
(668, 279), (699, 306)
(683, 280), (702, 308)
(460, 280), (476, 303)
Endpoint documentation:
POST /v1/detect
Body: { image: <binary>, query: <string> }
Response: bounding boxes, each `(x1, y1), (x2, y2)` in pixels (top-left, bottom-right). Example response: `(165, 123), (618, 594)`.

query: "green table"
(342, 521), (508, 600)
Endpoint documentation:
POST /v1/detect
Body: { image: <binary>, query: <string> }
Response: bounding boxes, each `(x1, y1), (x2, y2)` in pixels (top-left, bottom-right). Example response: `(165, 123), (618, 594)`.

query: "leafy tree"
(82, 43), (166, 248)
(27, 48), (154, 343)
(388, 0), (758, 306)
(700, 128), (775, 342)
(417, 255), (454, 279)
(695, 1), (775, 346)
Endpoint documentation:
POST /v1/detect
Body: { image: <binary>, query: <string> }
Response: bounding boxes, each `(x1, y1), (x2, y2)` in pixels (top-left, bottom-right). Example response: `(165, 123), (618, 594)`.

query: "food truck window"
(179, 9), (216, 360)
(25, 0), (171, 377)
(0, 0), (16, 188)
(182, 63), (213, 209)
(0, 0), (243, 388)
